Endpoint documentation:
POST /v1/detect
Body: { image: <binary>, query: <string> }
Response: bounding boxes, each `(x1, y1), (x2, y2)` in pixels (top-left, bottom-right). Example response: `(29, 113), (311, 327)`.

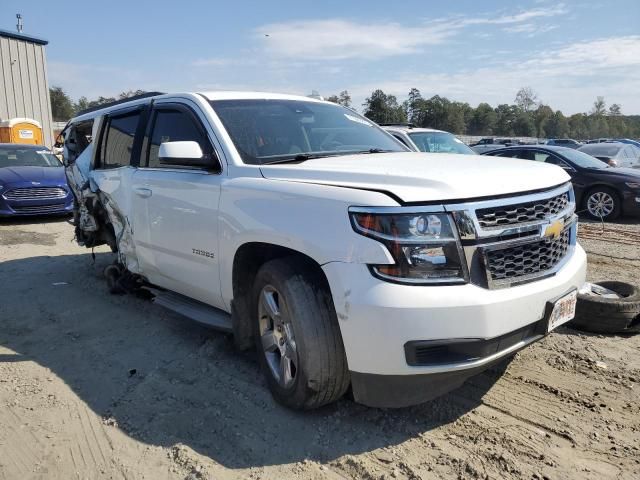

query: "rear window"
(579, 144), (621, 157)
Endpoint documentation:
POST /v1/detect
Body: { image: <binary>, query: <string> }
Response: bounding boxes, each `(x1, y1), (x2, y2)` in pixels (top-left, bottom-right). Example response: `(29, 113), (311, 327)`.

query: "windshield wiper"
(262, 152), (346, 165)
(357, 148), (394, 154)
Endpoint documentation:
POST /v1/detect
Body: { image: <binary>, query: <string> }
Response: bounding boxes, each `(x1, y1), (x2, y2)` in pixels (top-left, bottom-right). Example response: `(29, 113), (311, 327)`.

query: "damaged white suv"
(63, 92), (586, 409)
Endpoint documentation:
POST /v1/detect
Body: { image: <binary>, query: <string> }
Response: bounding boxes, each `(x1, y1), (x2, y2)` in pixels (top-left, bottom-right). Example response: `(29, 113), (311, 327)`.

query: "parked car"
(469, 138), (520, 153)
(482, 145), (640, 220)
(577, 142), (640, 168)
(546, 139), (581, 149)
(381, 124), (475, 154)
(586, 138), (612, 144)
(63, 91), (586, 409)
(0, 143), (73, 217)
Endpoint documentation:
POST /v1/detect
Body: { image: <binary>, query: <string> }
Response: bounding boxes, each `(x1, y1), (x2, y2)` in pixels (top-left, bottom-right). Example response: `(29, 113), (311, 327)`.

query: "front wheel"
(252, 258), (350, 409)
(583, 187), (621, 221)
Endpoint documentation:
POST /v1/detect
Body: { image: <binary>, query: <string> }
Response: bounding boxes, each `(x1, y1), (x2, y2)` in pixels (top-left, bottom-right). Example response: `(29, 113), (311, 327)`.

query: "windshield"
(0, 147), (61, 168)
(561, 148), (609, 169)
(578, 144), (621, 157)
(210, 99), (406, 164)
(408, 132), (475, 154)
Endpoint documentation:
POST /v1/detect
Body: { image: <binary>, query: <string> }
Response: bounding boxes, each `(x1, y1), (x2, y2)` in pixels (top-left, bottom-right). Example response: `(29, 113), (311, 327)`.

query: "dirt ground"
(0, 217), (638, 480)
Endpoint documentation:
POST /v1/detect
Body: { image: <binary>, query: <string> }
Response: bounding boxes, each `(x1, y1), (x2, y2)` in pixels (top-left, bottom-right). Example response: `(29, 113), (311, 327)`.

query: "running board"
(148, 288), (233, 332)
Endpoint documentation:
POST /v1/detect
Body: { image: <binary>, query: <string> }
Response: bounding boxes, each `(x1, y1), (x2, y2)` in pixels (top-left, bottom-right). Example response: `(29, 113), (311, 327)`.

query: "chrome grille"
(12, 204), (66, 213)
(484, 228), (571, 285)
(476, 192), (569, 229)
(3, 187), (67, 201)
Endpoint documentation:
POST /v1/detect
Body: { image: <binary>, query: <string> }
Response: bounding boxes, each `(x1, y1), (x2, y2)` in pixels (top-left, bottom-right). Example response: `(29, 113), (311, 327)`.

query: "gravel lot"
(0, 217), (638, 480)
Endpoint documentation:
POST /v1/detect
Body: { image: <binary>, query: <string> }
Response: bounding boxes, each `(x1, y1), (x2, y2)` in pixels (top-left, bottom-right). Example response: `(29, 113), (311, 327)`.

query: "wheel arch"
(230, 242), (333, 350)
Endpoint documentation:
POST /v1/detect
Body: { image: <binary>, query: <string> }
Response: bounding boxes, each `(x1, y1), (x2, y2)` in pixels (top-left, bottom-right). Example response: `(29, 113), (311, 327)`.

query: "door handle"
(134, 187), (152, 198)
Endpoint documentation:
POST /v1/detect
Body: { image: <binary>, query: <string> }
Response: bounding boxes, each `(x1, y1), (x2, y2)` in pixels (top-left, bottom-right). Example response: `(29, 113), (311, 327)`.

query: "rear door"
(134, 100), (225, 308)
(92, 106), (147, 269)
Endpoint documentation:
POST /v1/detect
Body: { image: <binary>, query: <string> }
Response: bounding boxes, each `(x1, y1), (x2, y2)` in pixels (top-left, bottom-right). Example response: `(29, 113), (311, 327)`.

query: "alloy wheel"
(587, 191), (615, 218)
(257, 285), (298, 388)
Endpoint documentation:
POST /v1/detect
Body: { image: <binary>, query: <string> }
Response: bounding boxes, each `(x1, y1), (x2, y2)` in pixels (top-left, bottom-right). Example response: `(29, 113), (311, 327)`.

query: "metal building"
(0, 29), (54, 147)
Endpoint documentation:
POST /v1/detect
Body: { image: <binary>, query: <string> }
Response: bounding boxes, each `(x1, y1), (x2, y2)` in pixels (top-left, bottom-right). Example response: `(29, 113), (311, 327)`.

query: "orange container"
(0, 118), (44, 145)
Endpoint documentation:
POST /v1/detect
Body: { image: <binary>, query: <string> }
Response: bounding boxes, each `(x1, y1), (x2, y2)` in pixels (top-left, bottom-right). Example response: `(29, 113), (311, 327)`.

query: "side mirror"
(158, 141), (217, 169)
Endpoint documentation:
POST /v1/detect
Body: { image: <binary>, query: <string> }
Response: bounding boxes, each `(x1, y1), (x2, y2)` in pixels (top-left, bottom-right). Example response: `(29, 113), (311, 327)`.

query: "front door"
(134, 102), (225, 308)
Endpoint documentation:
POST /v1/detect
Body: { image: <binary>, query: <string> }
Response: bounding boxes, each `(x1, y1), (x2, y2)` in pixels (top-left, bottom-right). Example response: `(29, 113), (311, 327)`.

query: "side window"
(533, 152), (552, 162)
(492, 149), (522, 158)
(100, 111), (141, 169)
(147, 108), (211, 168)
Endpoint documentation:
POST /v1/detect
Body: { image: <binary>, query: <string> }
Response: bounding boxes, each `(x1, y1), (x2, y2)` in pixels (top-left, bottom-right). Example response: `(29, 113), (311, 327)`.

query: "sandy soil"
(0, 217), (638, 480)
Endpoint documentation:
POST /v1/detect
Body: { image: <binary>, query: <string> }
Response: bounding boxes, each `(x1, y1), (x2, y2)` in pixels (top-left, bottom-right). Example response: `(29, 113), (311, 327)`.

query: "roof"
(0, 29), (48, 45)
(482, 145), (574, 154)
(0, 118), (42, 128)
(201, 91), (325, 102)
(382, 125), (444, 134)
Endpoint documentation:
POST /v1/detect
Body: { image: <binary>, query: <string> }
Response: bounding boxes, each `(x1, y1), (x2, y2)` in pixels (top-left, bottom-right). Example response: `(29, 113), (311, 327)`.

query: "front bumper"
(323, 244), (587, 407)
(622, 190), (640, 216)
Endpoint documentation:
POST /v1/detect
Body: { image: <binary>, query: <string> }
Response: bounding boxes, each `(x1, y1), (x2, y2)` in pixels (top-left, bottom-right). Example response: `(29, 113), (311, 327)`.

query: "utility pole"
(16, 13), (23, 33)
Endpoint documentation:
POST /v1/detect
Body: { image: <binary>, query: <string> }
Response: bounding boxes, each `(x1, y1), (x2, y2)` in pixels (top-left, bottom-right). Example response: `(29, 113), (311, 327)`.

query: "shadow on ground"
(0, 252), (510, 469)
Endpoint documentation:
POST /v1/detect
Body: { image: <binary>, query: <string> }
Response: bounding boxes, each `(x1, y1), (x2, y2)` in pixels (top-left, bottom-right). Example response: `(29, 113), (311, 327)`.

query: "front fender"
(218, 177), (397, 306)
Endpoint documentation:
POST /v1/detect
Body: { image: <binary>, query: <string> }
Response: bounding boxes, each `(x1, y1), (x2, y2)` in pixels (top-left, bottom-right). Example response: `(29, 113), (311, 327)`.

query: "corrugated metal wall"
(0, 35), (54, 147)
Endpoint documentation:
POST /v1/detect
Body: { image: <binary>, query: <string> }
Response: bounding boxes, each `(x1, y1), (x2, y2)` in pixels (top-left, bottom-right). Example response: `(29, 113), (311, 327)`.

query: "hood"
(0, 166), (67, 187)
(259, 152), (570, 203)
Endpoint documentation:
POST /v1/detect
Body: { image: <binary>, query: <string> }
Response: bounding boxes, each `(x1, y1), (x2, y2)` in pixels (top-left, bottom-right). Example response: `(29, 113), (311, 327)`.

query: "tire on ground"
(251, 257), (350, 409)
(582, 186), (621, 221)
(570, 281), (640, 334)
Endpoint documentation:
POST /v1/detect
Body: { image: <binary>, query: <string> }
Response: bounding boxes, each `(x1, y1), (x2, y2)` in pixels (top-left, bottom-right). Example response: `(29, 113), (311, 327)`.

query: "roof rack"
(379, 122), (416, 128)
(75, 91), (165, 117)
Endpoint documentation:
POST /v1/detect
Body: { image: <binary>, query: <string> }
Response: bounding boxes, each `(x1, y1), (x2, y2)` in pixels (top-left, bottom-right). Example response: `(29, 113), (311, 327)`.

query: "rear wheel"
(252, 258), (350, 409)
(584, 187), (621, 221)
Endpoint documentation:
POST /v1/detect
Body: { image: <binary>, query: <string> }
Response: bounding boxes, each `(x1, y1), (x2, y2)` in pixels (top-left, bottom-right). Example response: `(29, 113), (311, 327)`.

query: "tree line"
(50, 85), (640, 139)
(329, 87), (639, 140)
(49, 87), (148, 122)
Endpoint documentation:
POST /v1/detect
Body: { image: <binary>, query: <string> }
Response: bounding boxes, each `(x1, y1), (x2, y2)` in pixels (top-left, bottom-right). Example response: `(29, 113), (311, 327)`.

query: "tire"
(570, 281), (640, 334)
(583, 187), (621, 221)
(251, 257), (350, 409)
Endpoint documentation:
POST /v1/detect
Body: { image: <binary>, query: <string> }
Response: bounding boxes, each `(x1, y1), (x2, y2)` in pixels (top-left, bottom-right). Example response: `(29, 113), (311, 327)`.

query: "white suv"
(382, 124), (476, 155)
(63, 92), (586, 409)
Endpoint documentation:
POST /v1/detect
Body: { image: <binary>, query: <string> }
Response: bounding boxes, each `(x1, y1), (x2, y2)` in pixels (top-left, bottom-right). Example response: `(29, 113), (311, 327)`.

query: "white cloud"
(347, 36), (640, 114)
(254, 19), (454, 60)
(251, 5), (568, 61)
(503, 23), (558, 37)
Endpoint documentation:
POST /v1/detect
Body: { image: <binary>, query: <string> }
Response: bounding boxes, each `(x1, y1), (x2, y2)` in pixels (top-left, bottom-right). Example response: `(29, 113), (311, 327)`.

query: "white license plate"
(547, 290), (577, 332)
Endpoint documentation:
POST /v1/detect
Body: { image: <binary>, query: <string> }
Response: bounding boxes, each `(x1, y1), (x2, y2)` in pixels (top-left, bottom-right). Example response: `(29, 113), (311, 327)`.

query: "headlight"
(625, 182), (640, 189)
(350, 210), (468, 284)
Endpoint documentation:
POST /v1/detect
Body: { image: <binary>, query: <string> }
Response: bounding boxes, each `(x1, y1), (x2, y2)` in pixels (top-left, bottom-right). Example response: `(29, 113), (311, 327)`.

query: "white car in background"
(62, 92), (586, 409)
(381, 124), (476, 155)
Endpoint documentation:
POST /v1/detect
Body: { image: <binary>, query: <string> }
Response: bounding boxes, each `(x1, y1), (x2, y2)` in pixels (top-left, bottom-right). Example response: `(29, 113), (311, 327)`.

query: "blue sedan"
(0, 144), (73, 217)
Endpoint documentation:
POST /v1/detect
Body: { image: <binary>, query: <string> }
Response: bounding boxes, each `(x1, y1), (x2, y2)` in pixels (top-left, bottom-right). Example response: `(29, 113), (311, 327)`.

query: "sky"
(1, 0), (639, 115)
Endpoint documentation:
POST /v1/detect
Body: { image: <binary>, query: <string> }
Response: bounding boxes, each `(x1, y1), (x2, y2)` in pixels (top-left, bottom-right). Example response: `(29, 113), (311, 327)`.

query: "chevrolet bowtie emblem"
(544, 219), (564, 240)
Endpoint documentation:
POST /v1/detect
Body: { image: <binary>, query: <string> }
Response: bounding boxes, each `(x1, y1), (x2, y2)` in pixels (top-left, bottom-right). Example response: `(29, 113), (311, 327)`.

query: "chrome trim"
(349, 205), (446, 214)
(408, 333), (544, 374)
(447, 182), (574, 240)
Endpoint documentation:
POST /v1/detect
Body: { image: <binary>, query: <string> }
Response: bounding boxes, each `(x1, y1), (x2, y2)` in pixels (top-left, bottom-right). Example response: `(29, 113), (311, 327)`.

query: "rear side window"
(146, 109), (210, 168)
(100, 111), (141, 168)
